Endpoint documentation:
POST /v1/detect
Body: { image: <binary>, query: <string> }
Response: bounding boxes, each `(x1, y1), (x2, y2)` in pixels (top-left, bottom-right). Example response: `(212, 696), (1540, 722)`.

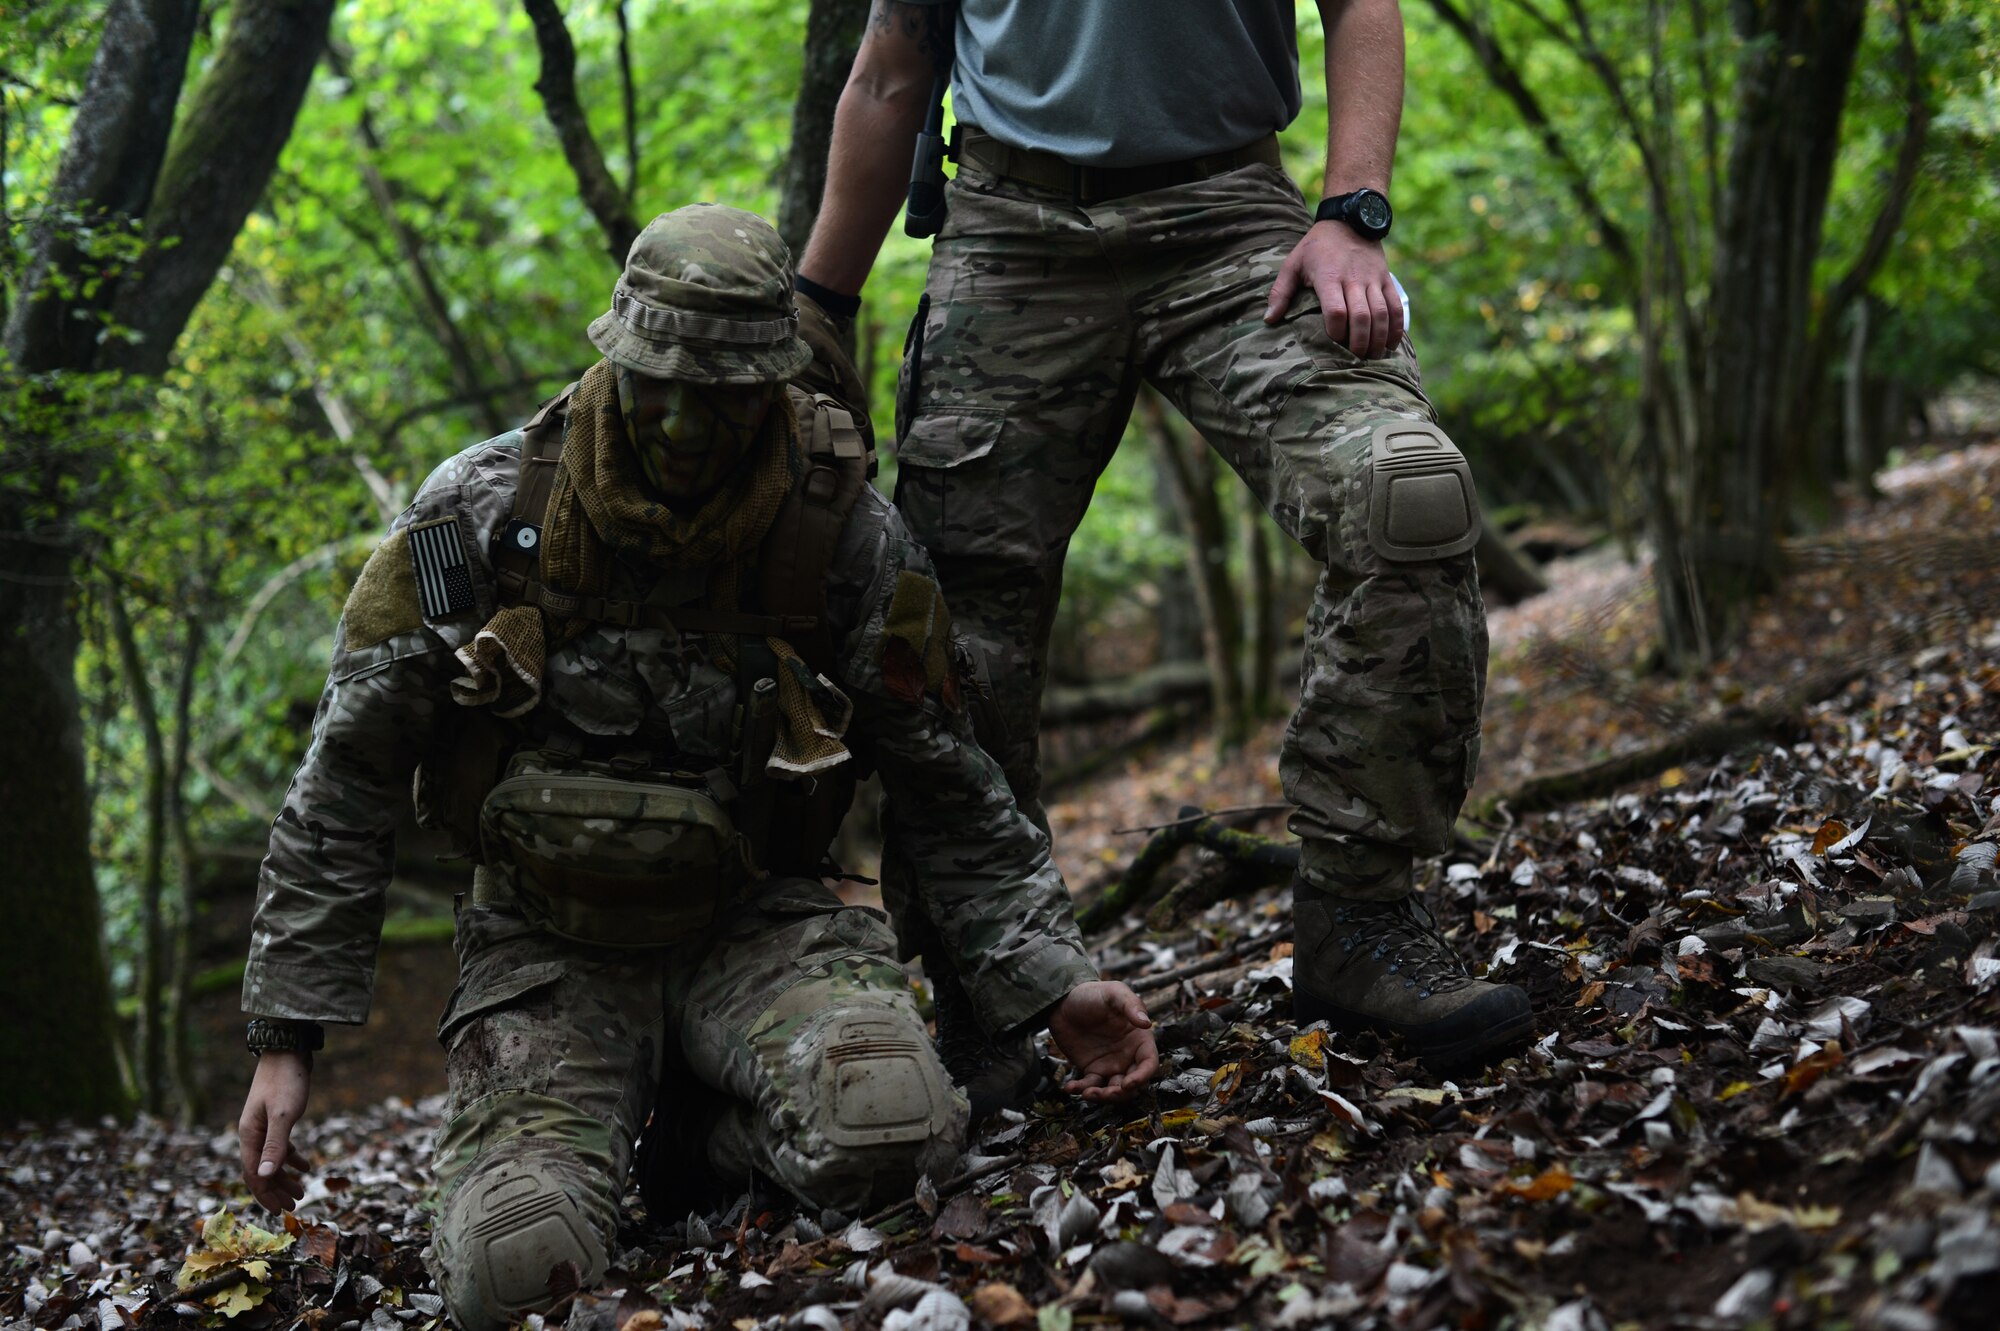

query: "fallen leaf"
(177, 1211), (294, 1287)
(1811, 819), (1852, 855)
(1497, 1164), (1575, 1202)
(1782, 1044), (1844, 1098)
(954, 1242), (1011, 1265)
(967, 1283), (1034, 1326)
(1289, 1030), (1328, 1070)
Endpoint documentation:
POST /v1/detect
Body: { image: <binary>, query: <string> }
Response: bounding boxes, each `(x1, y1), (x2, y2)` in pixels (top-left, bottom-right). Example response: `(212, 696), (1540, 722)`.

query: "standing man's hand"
(1263, 222), (1404, 359)
(1049, 981), (1158, 1102)
(238, 1053), (313, 1212)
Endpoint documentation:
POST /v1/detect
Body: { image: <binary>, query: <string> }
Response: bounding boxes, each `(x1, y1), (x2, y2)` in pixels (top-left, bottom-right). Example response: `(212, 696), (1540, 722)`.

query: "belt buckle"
(1070, 164), (1091, 207)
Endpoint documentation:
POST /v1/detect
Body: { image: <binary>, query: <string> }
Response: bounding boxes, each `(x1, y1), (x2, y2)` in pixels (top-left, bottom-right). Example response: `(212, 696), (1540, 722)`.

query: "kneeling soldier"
(234, 205), (1157, 1331)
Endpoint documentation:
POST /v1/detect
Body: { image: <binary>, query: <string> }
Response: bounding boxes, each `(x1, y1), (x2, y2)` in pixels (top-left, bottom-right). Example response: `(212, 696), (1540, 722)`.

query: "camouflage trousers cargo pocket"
(434, 904), (667, 1180)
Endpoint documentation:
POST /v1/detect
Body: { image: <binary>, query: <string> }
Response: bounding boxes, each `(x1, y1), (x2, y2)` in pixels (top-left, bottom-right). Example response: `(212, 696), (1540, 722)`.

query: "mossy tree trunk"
(0, 0), (335, 1122)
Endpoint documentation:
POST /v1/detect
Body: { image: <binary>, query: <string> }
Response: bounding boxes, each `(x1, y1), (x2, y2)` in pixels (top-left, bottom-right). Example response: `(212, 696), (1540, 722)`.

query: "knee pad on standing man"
(1365, 421), (1481, 562)
(431, 1156), (609, 1331)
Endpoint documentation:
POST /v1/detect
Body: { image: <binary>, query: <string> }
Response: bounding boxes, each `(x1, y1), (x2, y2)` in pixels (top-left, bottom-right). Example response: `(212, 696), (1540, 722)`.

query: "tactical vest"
(417, 383), (874, 885)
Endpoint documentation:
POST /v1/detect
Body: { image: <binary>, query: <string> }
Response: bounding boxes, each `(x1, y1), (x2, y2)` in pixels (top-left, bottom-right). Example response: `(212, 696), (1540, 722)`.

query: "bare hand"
(238, 1052), (313, 1212)
(1048, 981), (1158, 1102)
(1262, 221), (1404, 359)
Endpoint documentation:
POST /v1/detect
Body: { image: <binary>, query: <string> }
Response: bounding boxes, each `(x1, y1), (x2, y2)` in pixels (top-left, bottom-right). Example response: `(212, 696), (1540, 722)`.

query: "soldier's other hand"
(1262, 221), (1404, 360)
(1049, 981), (1158, 1102)
(238, 1052), (313, 1213)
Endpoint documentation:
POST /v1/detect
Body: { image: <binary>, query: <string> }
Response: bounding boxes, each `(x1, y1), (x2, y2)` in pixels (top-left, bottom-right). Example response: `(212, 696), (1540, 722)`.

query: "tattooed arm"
(797, 0), (954, 296)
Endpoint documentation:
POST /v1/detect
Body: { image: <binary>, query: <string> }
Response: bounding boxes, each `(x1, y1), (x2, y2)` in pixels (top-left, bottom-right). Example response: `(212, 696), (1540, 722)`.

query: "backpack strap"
(494, 382), (576, 604)
(756, 389), (870, 676)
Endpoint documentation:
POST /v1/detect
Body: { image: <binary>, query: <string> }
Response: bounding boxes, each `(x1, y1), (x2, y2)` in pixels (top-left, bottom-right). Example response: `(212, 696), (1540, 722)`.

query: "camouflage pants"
(428, 875), (965, 1329)
(890, 161), (1488, 902)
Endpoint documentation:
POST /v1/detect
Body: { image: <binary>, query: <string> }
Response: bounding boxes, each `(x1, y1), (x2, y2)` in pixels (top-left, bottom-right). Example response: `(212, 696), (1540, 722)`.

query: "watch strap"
(1315, 189), (1392, 240)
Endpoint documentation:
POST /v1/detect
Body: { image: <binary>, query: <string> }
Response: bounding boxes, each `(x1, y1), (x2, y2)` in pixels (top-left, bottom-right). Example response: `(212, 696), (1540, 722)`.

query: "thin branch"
(325, 44), (510, 439)
(615, 0), (639, 204)
(0, 67), (79, 105)
(1114, 804), (1291, 836)
(1131, 928), (1296, 996)
(1422, 0), (1635, 277)
(233, 267), (400, 523)
(521, 0), (640, 262)
(379, 369), (589, 454)
(1689, 0), (1724, 227)
(190, 750), (275, 826)
(214, 535), (374, 675)
(1805, 0), (1931, 383)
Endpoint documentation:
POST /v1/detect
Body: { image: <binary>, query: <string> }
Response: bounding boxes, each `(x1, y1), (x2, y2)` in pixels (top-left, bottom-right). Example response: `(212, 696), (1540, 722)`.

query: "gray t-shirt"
(915, 0), (1303, 168)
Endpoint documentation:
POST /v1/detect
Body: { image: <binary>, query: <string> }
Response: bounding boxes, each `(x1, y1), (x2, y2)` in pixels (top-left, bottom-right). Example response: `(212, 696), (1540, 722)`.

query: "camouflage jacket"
(243, 410), (1097, 1038)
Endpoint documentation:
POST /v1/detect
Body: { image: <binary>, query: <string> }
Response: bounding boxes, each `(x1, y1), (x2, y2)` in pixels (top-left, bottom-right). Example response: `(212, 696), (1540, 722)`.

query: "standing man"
(795, 1), (1531, 1080)
(235, 206), (1157, 1331)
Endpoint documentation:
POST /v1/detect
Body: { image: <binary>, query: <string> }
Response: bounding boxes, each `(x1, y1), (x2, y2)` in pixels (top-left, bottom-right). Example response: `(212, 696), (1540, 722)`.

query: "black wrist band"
(246, 1017), (325, 1057)
(794, 273), (861, 319)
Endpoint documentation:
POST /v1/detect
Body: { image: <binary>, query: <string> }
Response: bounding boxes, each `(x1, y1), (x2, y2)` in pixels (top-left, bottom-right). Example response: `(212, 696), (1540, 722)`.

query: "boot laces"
(1332, 896), (1474, 994)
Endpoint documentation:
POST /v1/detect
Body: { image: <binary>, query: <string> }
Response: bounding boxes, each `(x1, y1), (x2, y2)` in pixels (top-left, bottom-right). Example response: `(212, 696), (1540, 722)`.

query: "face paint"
(617, 368), (777, 503)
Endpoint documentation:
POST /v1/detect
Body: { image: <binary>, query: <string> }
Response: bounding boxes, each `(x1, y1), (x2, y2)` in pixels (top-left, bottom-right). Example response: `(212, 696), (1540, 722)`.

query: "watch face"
(1355, 193), (1391, 232)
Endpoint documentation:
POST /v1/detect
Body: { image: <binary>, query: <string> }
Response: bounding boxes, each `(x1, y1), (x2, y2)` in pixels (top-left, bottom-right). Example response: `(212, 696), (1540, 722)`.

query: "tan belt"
(956, 129), (1285, 206)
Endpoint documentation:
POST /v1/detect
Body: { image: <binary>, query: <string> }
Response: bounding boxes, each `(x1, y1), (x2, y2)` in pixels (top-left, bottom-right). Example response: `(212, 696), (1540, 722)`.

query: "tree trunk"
(0, 499), (129, 1120)
(108, 587), (170, 1114)
(1671, 0), (1867, 660)
(1152, 434), (1205, 668)
(2, 0), (200, 371)
(1241, 485), (1278, 717)
(1139, 393), (1245, 749)
(101, 0), (340, 375)
(777, 0), (871, 260)
(166, 606), (206, 1122)
(0, 0), (336, 1120)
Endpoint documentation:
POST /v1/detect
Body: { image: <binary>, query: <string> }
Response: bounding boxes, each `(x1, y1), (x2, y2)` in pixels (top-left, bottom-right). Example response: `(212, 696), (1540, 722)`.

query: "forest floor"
(5, 438), (1999, 1331)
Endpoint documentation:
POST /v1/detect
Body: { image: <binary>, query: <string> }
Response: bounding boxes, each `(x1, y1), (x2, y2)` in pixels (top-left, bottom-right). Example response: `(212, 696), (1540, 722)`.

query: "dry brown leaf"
(1497, 1164), (1576, 1202)
(1783, 1043), (1844, 1098)
(967, 1281), (1034, 1325)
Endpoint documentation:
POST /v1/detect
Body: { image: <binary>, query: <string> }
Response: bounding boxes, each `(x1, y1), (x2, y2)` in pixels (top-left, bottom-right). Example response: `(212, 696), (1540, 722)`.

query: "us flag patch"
(408, 516), (476, 618)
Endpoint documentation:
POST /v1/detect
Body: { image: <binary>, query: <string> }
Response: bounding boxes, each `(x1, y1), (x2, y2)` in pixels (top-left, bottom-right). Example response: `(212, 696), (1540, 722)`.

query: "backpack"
(417, 384), (873, 880)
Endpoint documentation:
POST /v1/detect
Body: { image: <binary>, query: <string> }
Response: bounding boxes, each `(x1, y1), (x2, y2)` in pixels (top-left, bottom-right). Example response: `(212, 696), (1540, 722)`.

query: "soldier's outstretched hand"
(1049, 981), (1159, 1102)
(238, 1052), (313, 1213)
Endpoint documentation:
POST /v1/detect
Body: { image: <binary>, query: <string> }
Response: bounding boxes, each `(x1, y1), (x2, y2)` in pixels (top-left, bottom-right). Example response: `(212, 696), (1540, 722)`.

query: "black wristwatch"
(246, 1018), (325, 1060)
(1315, 189), (1393, 242)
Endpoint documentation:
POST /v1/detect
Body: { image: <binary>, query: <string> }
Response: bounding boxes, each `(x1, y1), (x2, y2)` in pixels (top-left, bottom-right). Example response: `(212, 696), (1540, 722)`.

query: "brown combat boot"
(930, 966), (1045, 1120)
(1293, 881), (1533, 1074)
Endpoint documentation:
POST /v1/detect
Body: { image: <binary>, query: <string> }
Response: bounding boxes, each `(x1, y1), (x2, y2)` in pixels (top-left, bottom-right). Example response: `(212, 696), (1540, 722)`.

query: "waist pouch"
(479, 750), (754, 948)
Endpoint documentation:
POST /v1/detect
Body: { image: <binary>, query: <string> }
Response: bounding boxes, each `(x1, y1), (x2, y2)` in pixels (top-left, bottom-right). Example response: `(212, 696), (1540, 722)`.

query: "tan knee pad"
(1367, 421), (1481, 561)
(817, 1009), (962, 1152)
(785, 1006), (968, 1211)
(432, 1157), (609, 1331)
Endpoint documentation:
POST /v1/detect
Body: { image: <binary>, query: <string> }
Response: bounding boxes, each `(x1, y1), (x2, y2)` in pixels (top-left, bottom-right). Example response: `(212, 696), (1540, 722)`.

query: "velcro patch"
(882, 569), (952, 695)
(408, 516), (476, 619)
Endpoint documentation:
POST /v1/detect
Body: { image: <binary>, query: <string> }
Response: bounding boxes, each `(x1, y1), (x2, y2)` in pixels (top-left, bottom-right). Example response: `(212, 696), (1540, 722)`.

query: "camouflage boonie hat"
(587, 204), (811, 385)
